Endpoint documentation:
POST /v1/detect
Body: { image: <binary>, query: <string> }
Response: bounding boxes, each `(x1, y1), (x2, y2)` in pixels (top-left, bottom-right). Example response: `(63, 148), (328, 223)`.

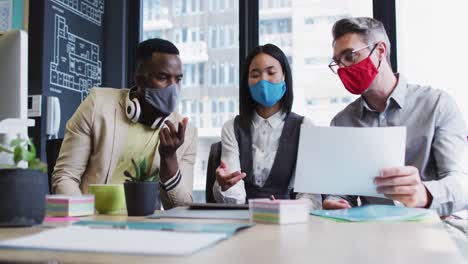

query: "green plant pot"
(124, 182), (160, 216)
(0, 169), (48, 227)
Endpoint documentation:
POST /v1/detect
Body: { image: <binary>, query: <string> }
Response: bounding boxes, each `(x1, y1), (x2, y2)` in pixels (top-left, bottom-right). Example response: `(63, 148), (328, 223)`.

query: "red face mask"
(337, 56), (379, 95)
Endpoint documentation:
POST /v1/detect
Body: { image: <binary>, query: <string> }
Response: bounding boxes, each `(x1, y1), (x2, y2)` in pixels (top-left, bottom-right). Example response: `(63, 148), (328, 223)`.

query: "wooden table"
(0, 213), (465, 264)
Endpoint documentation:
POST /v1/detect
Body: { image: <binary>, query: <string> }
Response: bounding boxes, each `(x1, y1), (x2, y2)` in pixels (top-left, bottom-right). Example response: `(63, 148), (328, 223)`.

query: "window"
(210, 63), (217, 85)
(199, 102), (204, 113)
(173, 30), (181, 43)
(173, 0), (182, 15)
(229, 100), (235, 112)
(229, 26), (235, 47)
(181, 0), (188, 14)
(190, 29), (196, 42)
(219, 26), (225, 48)
(219, 101), (225, 112)
(191, 0), (197, 13)
(199, 27), (205, 41)
(181, 100), (187, 114)
(211, 100), (218, 113)
(198, 63), (205, 85)
(191, 63), (196, 84)
(182, 65), (190, 86)
(199, 0), (204, 12)
(229, 62), (235, 84)
(210, 26), (217, 48)
(396, 0), (468, 124)
(182, 27), (188, 42)
(191, 101), (197, 113)
(219, 62), (225, 85)
(259, 0), (372, 126)
(210, 0), (218, 11)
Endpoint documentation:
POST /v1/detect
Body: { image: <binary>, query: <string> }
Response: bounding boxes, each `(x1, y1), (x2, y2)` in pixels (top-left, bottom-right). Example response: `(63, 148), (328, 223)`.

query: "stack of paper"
(249, 199), (308, 224)
(46, 195), (95, 217)
(311, 205), (437, 222)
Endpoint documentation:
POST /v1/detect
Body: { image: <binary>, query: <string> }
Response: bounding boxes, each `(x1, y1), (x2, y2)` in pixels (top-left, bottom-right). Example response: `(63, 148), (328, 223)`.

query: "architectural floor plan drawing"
(51, 0), (104, 26)
(49, 14), (102, 101)
(0, 0), (12, 31)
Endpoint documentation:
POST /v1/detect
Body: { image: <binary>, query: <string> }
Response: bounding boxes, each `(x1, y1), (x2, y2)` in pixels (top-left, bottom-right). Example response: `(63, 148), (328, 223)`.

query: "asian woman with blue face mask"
(212, 44), (322, 209)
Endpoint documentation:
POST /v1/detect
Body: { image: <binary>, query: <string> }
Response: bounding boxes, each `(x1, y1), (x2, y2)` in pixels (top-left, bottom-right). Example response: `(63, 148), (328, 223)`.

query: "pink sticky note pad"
(44, 216), (80, 222)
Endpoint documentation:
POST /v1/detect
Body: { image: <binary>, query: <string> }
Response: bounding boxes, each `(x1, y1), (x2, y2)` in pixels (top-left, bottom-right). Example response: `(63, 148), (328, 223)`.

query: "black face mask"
(128, 87), (167, 129)
(142, 83), (180, 115)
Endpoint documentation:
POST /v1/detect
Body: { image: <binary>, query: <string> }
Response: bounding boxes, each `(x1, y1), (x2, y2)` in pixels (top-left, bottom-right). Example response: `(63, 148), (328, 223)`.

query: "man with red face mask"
(323, 17), (468, 217)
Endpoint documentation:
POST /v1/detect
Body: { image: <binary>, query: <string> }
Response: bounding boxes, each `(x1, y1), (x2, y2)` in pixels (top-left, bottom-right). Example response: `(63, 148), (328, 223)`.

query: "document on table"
(150, 207), (250, 220)
(74, 220), (253, 237)
(311, 205), (436, 222)
(0, 226), (227, 256)
(294, 126), (406, 197)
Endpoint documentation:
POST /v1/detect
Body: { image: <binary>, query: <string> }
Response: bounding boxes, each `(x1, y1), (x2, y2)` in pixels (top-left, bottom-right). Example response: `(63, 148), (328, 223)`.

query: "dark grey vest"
(234, 112), (304, 201)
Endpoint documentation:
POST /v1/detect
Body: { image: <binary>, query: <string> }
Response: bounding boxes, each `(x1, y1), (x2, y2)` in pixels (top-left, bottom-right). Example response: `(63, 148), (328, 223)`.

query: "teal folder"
(311, 205), (436, 222)
(73, 220), (253, 237)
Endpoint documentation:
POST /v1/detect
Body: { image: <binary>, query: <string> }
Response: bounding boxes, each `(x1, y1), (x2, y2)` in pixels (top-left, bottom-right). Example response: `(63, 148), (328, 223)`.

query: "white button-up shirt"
(213, 110), (322, 209)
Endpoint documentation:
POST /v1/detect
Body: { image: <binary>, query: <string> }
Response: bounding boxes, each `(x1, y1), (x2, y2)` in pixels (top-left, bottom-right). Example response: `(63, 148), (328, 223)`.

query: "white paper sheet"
(0, 226), (227, 256)
(294, 126), (406, 197)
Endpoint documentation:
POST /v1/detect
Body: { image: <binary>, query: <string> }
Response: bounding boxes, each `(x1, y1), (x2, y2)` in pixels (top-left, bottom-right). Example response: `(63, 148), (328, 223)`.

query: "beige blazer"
(51, 88), (198, 209)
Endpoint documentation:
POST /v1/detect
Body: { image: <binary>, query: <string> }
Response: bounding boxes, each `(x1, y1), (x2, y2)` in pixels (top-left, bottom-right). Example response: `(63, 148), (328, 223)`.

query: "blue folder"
(311, 205), (436, 222)
(73, 220), (253, 237)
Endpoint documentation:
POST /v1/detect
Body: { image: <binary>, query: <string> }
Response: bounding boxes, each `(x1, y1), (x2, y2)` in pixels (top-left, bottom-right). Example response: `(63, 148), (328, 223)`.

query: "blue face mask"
(248, 80), (286, 107)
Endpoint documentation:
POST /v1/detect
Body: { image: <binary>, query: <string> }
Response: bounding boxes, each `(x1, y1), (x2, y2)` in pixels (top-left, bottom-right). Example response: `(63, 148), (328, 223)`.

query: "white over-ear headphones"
(125, 87), (167, 130)
(125, 87), (141, 123)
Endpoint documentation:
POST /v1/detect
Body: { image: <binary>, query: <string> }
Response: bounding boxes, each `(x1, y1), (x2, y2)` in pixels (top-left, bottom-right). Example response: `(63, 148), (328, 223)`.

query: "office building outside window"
(259, 0), (372, 126)
(396, 0), (468, 126)
(142, 0), (371, 198)
(142, 0), (239, 196)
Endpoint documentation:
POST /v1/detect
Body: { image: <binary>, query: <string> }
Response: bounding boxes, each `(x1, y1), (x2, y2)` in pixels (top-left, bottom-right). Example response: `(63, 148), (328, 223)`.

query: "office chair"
(46, 138), (63, 194)
(205, 141), (222, 203)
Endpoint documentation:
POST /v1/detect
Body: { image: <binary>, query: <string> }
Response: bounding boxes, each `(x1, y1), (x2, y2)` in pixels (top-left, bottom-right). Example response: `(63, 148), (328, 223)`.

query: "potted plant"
(123, 158), (160, 216)
(0, 138), (48, 227)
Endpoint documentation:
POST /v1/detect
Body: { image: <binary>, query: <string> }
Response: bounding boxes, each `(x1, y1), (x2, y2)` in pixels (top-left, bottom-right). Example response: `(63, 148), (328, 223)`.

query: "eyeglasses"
(328, 43), (378, 74)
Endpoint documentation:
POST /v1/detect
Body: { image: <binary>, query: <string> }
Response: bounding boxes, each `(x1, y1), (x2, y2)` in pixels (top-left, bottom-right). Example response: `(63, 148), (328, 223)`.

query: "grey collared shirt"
(330, 74), (468, 216)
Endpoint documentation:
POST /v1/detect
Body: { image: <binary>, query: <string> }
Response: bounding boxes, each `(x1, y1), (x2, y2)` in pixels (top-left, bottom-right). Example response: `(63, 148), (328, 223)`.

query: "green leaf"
(124, 170), (136, 182)
(150, 168), (160, 182)
(0, 144), (13, 154)
(13, 146), (23, 166)
(131, 158), (140, 180)
(139, 158), (147, 178)
(0, 164), (15, 169)
(29, 158), (47, 173)
(23, 141), (37, 162)
(9, 138), (25, 148)
(0, 137), (45, 172)
(145, 176), (155, 182)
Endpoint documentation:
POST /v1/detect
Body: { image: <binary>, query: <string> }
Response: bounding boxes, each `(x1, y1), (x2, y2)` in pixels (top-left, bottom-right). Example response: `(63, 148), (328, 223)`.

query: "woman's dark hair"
(239, 44), (293, 129)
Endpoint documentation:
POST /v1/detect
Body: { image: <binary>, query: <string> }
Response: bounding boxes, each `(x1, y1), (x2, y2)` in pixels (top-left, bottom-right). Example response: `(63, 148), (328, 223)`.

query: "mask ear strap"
(377, 59), (382, 70)
(376, 43), (385, 70)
